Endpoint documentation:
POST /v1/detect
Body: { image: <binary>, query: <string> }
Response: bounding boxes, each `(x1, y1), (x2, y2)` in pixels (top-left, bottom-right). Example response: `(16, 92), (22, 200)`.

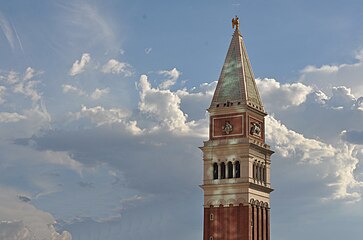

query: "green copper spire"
(210, 23), (264, 113)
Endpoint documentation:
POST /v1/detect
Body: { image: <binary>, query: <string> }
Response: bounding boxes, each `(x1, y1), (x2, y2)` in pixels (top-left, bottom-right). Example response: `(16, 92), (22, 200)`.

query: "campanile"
(201, 17), (274, 240)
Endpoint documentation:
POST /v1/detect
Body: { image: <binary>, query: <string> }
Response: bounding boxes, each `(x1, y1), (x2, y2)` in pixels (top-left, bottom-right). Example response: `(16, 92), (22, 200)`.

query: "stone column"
(218, 163), (221, 179)
(266, 208), (270, 240)
(253, 205), (258, 240)
(262, 206), (266, 240)
(233, 161), (236, 178)
(258, 205), (262, 240)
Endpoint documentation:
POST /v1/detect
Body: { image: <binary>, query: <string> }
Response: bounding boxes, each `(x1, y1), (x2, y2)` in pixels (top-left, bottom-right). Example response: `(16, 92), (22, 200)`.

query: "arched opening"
(258, 164), (261, 181)
(227, 161), (233, 178)
(220, 162), (226, 179)
(213, 163), (218, 180)
(235, 161), (240, 178)
(255, 163), (259, 180)
(253, 162), (256, 180)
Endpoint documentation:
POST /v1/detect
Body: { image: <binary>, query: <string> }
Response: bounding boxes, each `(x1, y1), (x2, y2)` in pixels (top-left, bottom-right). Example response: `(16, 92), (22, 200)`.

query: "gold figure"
(232, 16), (239, 30)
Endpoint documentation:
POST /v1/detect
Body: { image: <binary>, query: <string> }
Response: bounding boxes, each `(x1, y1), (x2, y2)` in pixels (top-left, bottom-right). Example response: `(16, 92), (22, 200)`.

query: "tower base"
(203, 203), (270, 240)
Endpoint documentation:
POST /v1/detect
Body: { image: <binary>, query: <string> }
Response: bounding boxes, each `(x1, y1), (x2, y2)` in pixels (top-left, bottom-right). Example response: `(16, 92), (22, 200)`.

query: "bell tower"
(201, 17), (274, 240)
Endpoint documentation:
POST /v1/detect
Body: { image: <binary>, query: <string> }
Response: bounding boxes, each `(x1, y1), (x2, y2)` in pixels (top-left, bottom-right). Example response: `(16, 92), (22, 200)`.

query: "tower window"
(210, 213), (214, 221)
(263, 166), (266, 183)
(213, 163), (218, 180)
(235, 161), (240, 178)
(220, 162), (226, 179)
(253, 162), (256, 180)
(227, 161), (233, 178)
(209, 237), (214, 240)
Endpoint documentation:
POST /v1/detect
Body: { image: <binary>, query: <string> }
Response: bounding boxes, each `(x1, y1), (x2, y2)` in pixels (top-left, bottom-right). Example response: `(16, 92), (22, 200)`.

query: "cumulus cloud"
(101, 59), (133, 76)
(70, 105), (129, 125)
(69, 105), (141, 135)
(254, 67), (363, 145)
(158, 68), (181, 89)
(325, 86), (356, 109)
(299, 51), (363, 97)
(266, 115), (363, 202)
(69, 53), (91, 76)
(266, 115), (335, 164)
(138, 74), (188, 132)
(256, 78), (312, 109)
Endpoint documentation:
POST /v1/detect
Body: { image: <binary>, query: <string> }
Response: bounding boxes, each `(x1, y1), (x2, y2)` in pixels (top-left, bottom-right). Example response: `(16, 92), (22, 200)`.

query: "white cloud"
(62, 85), (109, 100)
(6, 70), (20, 85)
(326, 86), (356, 109)
(0, 112), (26, 123)
(13, 80), (41, 103)
(69, 53), (91, 76)
(62, 84), (86, 96)
(158, 68), (181, 89)
(0, 86), (6, 104)
(0, 187), (72, 240)
(137, 75), (209, 136)
(69, 105), (141, 135)
(138, 74), (188, 132)
(299, 51), (363, 97)
(0, 12), (16, 50)
(101, 59), (132, 76)
(266, 115), (335, 164)
(71, 105), (129, 124)
(23, 67), (35, 81)
(90, 88), (109, 100)
(266, 115), (363, 203)
(256, 78), (312, 109)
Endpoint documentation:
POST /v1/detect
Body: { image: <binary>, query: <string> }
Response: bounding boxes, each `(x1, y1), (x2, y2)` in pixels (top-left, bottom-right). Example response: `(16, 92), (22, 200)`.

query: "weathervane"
(232, 16), (239, 30)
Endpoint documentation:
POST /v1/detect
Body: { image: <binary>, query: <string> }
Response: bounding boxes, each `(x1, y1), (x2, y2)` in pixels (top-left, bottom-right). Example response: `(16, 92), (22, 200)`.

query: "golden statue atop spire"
(232, 16), (239, 30)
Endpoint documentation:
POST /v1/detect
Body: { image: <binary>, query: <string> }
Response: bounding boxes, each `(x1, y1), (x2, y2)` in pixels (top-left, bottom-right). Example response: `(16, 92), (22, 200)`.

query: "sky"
(1, 0), (363, 239)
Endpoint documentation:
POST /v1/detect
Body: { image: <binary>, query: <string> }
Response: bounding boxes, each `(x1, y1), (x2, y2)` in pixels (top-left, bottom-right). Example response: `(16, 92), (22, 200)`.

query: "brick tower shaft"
(200, 16), (274, 240)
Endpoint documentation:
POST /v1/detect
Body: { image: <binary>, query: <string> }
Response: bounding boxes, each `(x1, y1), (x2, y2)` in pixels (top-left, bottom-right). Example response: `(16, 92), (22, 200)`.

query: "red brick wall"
(204, 204), (251, 240)
(204, 205), (269, 240)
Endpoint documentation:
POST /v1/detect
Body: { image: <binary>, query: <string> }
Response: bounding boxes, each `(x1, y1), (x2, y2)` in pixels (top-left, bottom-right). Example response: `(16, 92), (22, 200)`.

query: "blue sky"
(1, 0), (363, 239)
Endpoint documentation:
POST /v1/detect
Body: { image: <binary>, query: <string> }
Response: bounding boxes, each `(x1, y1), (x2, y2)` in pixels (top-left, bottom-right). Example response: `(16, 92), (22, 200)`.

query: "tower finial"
(232, 15), (239, 30)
